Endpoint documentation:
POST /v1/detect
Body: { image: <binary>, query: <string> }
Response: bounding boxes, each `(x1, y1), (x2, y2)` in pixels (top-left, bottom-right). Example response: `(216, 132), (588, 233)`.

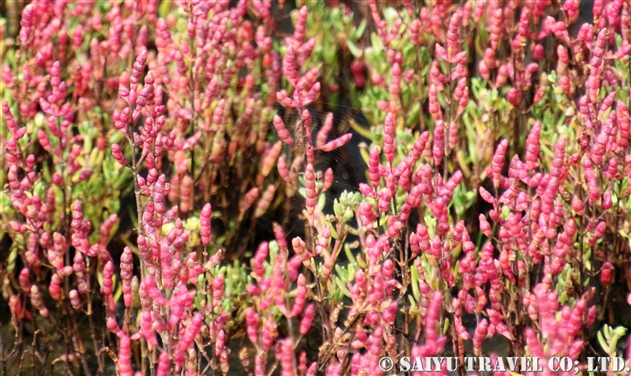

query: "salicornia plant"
(2, 1), (631, 375)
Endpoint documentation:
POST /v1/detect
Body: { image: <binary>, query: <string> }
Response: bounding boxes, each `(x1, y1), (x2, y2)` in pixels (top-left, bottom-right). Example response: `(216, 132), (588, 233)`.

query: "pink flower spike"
(368, 146), (381, 188)
(261, 141), (283, 177)
(383, 112), (396, 164)
(118, 334), (133, 376)
(254, 185), (276, 219)
(273, 115), (294, 145)
(120, 247), (133, 307)
(200, 203), (212, 246)
(320, 133), (352, 152)
(316, 113), (334, 149)
(432, 120), (445, 167)
(305, 164), (317, 226)
(492, 140), (508, 188)
(299, 304), (315, 335)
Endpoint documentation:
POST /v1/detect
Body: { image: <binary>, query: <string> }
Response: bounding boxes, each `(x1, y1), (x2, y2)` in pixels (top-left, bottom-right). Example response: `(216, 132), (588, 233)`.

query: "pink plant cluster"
(348, 0), (631, 373)
(2, 0), (631, 376)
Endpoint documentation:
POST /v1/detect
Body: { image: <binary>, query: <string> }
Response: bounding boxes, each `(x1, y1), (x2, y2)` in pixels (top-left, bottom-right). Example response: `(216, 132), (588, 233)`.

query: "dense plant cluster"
(1, 0), (631, 375)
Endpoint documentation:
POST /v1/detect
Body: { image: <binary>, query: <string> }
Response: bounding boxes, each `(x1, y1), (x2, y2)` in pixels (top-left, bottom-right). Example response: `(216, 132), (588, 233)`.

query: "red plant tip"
(272, 115), (295, 145)
(446, 10), (461, 59)
(301, 110), (313, 143)
(118, 334), (133, 376)
(179, 175), (193, 214)
(120, 246), (133, 308)
(383, 112), (396, 163)
(305, 164), (317, 226)
(368, 146), (381, 188)
(174, 313), (204, 368)
(153, 174), (167, 215)
(245, 307), (260, 346)
(291, 274), (308, 316)
(432, 120), (445, 167)
(316, 112), (334, 149)
(102, 260), (115, 296)
(30, 285), (49, 318)
(200, 203), (212, 246)
(156, 352), (170, 376)
(254, 184), (276, 219)
(300, 304), (316, 335)
(252, 241), (269, 278)
(240, 187), (261, 214)
(18, 268), (32, 293)
(49, 273), (62, 301)
(492, 139), (508, 188)
(277, 338), (297, 376)
(473, 319), (488, 356)
(507, 88), (522, 107)
(106, 317), (122, 336)
(261, 141), (283, 178)
(282, 45), (299, 85)
(69, 290), (82, 310)
(19, 5), (35, 46)
(525, 122), (541, 170)
(600, 262), (614, 285)
(261, 315), (278, 351)
(273, 222), (288, 253)
(321, 168), (334, 192)
(387, 220), (403, 238)
(292, 236), (310, 262)
(320, 133), (352, 152)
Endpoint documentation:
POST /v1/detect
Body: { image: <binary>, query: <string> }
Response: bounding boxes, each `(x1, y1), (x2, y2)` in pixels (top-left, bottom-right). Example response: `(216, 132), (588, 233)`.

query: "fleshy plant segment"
(2, 0), (631, 376)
